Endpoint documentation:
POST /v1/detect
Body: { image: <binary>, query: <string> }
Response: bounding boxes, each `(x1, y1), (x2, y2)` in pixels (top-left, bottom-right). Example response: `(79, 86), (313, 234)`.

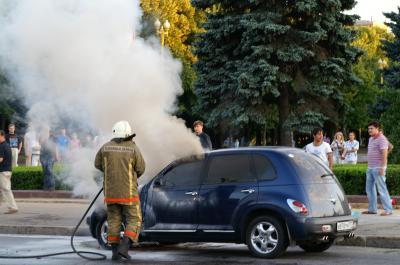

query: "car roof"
(207, 146), (303, 155)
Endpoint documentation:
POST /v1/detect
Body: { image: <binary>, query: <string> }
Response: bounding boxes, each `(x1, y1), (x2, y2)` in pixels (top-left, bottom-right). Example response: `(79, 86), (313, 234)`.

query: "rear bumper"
(288, 215), (357, 241)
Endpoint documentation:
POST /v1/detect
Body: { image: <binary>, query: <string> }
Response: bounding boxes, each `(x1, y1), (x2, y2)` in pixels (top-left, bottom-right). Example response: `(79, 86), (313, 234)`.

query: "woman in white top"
(341, 132), (359, 164)
(331, 132), (345, 164)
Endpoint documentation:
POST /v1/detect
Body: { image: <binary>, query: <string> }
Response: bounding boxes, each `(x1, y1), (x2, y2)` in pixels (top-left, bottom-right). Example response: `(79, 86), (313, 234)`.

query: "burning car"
(87, 147), (357, 258)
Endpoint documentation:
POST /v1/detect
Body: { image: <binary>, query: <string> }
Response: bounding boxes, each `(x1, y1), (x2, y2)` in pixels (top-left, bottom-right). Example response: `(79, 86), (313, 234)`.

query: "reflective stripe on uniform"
(124, 230), (137, 238)
(107, 236), (120, 241)
(104, 196), (139, 203)
(129, 159), (133, 199)
(103, 157), (108, 195)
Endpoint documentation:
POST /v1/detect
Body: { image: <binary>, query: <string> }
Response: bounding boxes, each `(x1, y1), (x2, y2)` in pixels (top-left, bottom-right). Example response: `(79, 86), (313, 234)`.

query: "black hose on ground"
(0, 187), (107, 261)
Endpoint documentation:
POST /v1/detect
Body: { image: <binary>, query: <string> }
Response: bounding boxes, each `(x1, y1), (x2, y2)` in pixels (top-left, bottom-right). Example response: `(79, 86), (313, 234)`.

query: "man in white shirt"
(342, 132), (359, 164)
(305, 127), (333, 170)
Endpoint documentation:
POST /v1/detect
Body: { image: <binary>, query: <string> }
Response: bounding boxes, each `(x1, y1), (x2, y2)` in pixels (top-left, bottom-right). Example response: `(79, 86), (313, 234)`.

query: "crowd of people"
(304, 121), (394, 216)
(0, 119), (395, 218)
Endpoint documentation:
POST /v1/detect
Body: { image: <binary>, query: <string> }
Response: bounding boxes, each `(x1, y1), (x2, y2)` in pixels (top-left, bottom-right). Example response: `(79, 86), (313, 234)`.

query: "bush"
(333, 164), (400, 195)
(11, 166), (71, 190)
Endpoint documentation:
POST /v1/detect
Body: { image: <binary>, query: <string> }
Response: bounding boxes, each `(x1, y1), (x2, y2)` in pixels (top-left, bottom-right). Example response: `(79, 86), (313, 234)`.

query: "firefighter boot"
(117, 237), (131, 260)
(111, 244), (121, 261)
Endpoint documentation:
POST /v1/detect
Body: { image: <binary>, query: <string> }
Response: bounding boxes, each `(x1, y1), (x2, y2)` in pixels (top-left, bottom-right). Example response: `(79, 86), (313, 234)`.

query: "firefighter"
(94, 121), (145, 260)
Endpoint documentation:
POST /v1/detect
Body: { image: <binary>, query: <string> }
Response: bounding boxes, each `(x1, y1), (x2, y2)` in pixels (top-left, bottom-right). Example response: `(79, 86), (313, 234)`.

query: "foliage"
(193, 0), (360, 145)
(381, 7), (400, 163)
(382, 7), (400, 89)
(333, 164), (400, 195)
(343, 25), (394, 131)
(140, 0), (205, 123)
(0, 70), (26, 126)
(11, 166), (71, 190)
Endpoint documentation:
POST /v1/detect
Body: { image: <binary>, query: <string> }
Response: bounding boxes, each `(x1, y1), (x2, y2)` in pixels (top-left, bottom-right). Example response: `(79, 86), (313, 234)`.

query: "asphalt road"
(0, 235), (399, 265)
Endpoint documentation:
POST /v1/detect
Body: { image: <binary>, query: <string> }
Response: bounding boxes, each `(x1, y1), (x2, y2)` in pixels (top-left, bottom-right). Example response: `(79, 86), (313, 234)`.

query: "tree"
(193, 0), (360, 146)
(140, 0), (205, 124)
(381, 7), (400, 163)
(0, 70), (26, 129)
(343, 25), (394, 132)
(382, 7), (400, 89)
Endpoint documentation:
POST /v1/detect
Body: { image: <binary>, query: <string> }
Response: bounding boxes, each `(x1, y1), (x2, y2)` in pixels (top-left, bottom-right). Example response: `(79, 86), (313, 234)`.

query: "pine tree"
(381, 7), (400, 163)
(193, 0), (360, 145)
(382, 7), (400, 89)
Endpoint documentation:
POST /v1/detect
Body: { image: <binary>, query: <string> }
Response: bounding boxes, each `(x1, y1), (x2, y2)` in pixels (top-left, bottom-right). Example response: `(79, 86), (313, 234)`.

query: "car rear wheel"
(299, 239), (334, 252)
(246, 216), (288, 259)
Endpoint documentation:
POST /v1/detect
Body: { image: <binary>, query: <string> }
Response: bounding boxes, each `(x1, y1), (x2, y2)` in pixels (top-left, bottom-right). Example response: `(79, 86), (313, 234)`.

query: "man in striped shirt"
(363, 121), (393, 216)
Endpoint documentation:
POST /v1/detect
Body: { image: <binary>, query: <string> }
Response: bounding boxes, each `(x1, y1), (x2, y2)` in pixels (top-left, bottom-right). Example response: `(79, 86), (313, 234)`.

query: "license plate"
(337, 221), (354, 231)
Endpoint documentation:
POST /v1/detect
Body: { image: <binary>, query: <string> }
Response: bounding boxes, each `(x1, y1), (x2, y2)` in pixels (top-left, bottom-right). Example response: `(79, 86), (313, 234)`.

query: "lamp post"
(377, 58), (387, 86)
(154, 19), (170, 51)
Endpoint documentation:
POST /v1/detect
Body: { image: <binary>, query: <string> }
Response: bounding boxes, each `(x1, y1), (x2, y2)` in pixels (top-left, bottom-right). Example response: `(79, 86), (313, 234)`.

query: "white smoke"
(0, 0), (203, 197)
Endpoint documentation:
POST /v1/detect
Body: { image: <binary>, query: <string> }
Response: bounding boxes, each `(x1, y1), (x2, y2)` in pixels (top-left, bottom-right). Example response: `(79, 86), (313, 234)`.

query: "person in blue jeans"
(363, 121), (393, 216)
(39, 129), (59, 191)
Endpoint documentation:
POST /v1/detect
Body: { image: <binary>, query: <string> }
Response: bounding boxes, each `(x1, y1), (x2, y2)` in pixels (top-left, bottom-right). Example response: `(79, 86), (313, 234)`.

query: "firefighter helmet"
(112, 121), (132, 138)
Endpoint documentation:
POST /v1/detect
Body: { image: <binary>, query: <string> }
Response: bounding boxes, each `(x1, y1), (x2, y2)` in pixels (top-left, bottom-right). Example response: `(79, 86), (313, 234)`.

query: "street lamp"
(377, 58), (387, 85)
(154, 18), (170, 49)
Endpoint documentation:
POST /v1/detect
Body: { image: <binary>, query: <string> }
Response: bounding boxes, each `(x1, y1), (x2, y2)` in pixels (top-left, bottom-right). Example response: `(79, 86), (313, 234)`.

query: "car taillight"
(287, 199), (308, 215)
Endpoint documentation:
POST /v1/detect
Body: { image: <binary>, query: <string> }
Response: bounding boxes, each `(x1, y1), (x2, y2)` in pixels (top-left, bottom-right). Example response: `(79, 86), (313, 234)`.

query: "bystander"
(5, 124), (22, 167)
(40, 129), (59, 191)
(331, 131), (345, 164)
(305, 127), (333, 170)
(342, 132), (359, 164)
(193, 121), (212, 151)
(363, 121), (393, 216)
(0, 130), (18, 214)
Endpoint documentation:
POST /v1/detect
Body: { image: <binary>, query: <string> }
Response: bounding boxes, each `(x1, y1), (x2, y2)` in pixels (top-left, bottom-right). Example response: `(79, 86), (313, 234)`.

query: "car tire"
(95, 217), (111, 250)
(246, 215), (288, 259)
(299, 239), (334, 252)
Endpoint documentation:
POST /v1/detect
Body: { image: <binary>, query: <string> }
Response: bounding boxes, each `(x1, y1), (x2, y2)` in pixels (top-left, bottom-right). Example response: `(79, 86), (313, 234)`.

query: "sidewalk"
(0, 198), (92, 236)
(1, 196), (399, 249)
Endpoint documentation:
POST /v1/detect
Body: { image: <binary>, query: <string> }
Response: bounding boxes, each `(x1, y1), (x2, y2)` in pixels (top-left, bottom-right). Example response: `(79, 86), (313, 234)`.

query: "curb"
(15, 198), (90, 204)
(13, 190), (84, 199)
(337, 235), (400, 249)
(1, 227), (400, 249)
(0, 225), (90, 237)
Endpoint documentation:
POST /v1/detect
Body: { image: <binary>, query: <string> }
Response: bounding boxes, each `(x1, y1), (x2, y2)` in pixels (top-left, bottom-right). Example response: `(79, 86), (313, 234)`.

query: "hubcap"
(101, 221), (126, 245)
(100, 221), (109, 245)
(250, 221), (279, 254)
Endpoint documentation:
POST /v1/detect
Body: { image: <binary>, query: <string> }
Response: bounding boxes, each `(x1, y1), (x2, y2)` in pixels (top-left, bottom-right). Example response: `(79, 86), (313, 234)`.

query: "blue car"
(87, 147), (357, 258)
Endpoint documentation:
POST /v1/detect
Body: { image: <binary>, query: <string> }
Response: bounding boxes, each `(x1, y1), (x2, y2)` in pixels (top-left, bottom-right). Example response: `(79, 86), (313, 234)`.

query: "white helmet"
(112, 121), (132, 138)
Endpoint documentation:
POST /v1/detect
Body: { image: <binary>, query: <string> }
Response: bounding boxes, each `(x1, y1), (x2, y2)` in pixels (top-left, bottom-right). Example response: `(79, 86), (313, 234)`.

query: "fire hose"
(0, 187), (107, 261)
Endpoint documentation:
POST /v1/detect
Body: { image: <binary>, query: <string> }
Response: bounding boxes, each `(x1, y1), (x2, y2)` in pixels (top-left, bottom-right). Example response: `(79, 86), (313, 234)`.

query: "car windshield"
(286, 150), (335, 183)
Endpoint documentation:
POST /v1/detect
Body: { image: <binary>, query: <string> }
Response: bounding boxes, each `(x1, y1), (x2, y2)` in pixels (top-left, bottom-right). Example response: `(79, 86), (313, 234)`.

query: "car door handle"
(185, 191), (198, 196)
(241, 189), (255, 194)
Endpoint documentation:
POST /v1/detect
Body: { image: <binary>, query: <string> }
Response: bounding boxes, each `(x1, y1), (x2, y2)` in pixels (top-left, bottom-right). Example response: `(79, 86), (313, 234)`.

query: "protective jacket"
(95, 138), (145, 205)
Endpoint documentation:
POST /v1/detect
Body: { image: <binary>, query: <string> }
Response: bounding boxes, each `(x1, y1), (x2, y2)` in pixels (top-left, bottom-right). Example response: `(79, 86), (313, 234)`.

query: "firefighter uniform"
(94, 138), (145, 245)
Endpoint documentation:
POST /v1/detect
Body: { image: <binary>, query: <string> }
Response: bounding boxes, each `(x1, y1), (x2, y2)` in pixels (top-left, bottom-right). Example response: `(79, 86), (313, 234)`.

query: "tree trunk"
(261, 125), (267, 146)
(278, 85), (292, 146)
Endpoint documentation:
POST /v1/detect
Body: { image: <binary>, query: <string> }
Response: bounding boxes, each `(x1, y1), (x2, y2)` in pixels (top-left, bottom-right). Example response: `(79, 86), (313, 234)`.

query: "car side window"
(253, 154), (277, 180)
(163, 160), (204, 187)
(205, 154), (256, 184)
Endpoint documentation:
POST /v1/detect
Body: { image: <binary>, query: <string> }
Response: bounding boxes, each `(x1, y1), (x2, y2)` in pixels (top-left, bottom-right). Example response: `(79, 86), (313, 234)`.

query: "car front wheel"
(246, 216), (288, 259)
(299, 239), (334, 252)
(95, 217), (128, 250)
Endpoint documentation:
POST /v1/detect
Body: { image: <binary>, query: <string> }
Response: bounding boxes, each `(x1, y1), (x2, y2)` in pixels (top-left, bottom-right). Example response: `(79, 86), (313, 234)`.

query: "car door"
(198, 153), (258, 231)
(144, 157), (205, 231)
